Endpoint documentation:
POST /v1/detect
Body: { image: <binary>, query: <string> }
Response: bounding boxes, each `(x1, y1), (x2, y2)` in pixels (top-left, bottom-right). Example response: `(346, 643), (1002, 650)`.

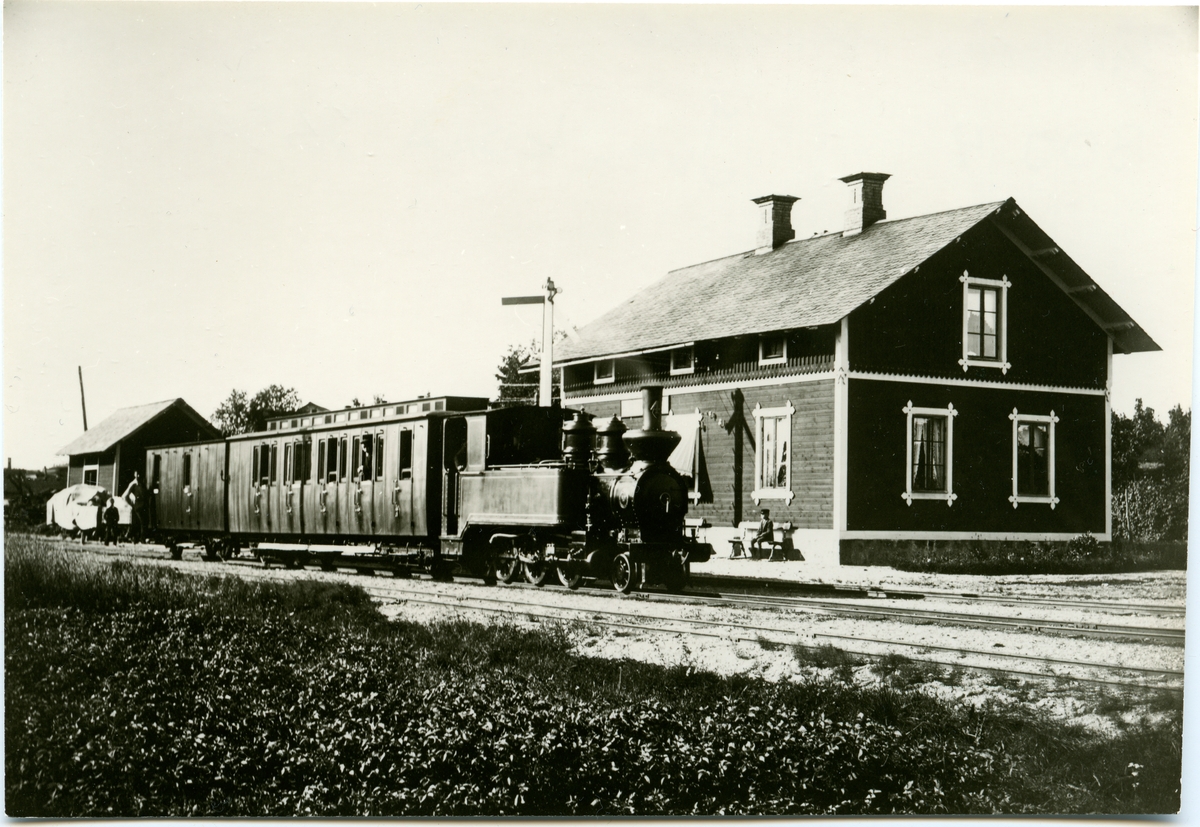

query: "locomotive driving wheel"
(661, 556), (688, 594)
(557, 564), (584, 590)
(611, 552), (635, 594)
(523, 561), (550, 587)
(495, 555), (521, 584)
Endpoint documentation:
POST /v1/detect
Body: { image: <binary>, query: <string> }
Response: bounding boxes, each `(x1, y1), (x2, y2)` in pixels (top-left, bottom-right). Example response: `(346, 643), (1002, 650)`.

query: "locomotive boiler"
(144, 385), (712, 594)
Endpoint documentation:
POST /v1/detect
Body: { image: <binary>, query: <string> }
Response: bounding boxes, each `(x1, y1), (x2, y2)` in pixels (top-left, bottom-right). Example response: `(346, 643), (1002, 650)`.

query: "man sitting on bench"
(750, 509), (774, 560)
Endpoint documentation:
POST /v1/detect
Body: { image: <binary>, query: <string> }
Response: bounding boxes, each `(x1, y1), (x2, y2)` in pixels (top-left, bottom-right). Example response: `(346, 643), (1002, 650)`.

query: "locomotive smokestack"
(641, 386), (663, 432)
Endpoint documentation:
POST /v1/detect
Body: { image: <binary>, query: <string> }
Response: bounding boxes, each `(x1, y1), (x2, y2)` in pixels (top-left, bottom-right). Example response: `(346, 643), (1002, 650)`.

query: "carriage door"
(283, 439), (306, 535)
(314, 437), (333, 535)
(251, 442), (274, 532)
(352, 432), (376, 535)
(392, 427), (415, 537)
(182, 450), (196, 532)
(442, 417), (467, 536)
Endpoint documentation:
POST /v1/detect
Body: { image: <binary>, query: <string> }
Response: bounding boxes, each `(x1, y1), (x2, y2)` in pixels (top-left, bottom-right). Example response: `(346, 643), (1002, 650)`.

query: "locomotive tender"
(145, 386), (712, 593)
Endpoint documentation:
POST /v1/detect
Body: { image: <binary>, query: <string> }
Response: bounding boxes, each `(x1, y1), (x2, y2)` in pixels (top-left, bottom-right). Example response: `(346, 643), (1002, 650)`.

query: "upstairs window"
(670, 346), (695, 376)
(902, 402), (957, 506)
(594, 359), (615, 385)
(959, 270), (1011, 374)
(758, 334), (787, 366)
(1009, 409), (1058, 508)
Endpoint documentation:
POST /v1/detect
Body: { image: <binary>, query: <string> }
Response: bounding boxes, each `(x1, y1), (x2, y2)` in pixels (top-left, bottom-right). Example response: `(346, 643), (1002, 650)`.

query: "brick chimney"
(839, 172), (890, 237)
(752, 194), (799, 254)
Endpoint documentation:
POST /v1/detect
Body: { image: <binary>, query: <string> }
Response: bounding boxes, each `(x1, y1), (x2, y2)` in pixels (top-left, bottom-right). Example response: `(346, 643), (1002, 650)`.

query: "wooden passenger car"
(147, 439), (228, 535)
(225, 411), (448, 545)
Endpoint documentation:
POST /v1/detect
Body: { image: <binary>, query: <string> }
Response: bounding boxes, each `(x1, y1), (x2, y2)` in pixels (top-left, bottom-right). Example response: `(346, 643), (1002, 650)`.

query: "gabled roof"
(58, 398), (218, 456)
(554, 198), (1158, 363)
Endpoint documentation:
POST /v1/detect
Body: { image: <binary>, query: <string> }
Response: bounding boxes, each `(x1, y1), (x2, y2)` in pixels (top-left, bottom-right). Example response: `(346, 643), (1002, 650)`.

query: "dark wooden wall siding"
(845, 378), (1106, 533)
(848, 220), (1108, 389)
(579, 379), (835, 530)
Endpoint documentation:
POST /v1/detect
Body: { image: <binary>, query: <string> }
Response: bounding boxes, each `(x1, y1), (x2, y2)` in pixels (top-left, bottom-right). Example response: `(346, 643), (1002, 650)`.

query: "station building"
(553, 173), (1158, 565)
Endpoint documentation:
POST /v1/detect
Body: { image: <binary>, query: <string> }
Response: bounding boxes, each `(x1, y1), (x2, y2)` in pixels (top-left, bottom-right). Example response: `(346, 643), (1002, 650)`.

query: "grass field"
(4, 534), (1183, 816)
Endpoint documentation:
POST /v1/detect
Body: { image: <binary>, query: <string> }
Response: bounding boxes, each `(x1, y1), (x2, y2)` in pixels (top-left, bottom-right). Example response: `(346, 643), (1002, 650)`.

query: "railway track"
(56, 542), (1184, 693)
(235, 567), (1184, 694)
(688, 592), (1185, 645)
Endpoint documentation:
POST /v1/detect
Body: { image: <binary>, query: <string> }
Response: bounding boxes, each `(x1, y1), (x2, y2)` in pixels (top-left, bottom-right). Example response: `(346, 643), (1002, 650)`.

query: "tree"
(212, 385), (302, 436)
(1111, 399), (1191, 541)
(494, 336), (564, 407)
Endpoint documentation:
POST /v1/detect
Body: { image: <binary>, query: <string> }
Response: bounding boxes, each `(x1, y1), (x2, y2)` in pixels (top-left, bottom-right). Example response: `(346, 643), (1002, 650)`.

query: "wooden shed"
(58, 398), (221, 496)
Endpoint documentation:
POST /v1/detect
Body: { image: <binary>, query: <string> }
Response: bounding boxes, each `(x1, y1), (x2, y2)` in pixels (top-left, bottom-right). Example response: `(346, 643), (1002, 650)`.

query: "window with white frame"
(959, 270), (1011, 373)
(1009, 408), (1058, 508)
(758, 334), (787, 366)
(670, 345), (695, 375)
(83, 464), (99, 486)
(752, 401), (794, 503)
(902, 402), (957, 505)
(594, 359), (615, 384)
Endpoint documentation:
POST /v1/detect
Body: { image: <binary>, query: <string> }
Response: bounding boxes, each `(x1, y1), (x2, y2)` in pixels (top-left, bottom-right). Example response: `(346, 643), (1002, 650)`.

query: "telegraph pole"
(501, 277), (559, 407)
(78, 366), (88, 431)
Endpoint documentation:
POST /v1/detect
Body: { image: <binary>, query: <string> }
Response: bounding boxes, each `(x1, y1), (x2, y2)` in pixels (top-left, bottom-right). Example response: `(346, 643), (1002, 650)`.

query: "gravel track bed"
(47, 539), (1185, 735)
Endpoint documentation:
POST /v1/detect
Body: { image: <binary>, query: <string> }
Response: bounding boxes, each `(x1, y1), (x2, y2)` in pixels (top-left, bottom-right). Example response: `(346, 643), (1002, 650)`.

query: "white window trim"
(902, 401), (957, 506)
(594, 359), (615, 385)
(758, 335), (787, 367)
(82, 463), (99, 485)
(959, 270), (1011, 374)
(1009, 408), (1059, 508)
(751, 400), (794, 504)
(669, 346), (695, 376)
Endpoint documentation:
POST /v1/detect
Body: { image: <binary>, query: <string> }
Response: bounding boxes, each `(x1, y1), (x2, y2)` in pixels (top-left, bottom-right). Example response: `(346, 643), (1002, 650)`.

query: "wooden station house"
(553, 173), (1159, 564)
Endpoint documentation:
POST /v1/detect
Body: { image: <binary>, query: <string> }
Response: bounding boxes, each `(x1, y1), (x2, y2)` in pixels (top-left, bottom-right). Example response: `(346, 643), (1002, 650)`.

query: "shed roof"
(554, 198), (1158, 363)
(58, 398), (218, 456)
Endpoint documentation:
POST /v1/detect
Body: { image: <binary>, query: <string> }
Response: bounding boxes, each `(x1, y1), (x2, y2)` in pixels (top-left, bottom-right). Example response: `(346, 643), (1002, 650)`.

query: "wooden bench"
(730, 521), (797, 561)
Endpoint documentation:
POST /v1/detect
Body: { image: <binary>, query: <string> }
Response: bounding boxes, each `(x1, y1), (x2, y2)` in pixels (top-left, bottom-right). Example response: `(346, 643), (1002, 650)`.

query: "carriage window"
(360, 435), (375, 481)
(317, 439), (327, 483)
(269, 444), (278, 484)
(434, 400), (444, 411)
(296, 441), (310, 482)
(352, 436), (362, 481)
(338, 437), (348, 481)
(182, 453), (192, 487)
(399, 429), (413, 480)
(328, 438), (340, 483)
(151, 455), (161, 490)
(284, 443), (293, 484)
(374, 433), (385, 482)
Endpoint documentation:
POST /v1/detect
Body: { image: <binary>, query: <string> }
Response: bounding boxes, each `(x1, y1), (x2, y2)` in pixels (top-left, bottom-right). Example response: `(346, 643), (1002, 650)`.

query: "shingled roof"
(554, 197), (1158, 363)
(58, 398), (217, 456)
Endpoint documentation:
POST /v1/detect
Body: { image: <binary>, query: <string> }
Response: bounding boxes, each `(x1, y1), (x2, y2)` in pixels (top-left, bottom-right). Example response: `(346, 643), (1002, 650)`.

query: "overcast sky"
(4, 3), (1196, 470)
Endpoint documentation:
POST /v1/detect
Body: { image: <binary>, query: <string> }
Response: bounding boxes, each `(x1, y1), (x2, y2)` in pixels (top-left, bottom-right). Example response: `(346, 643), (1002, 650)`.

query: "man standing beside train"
(123, 471), (146, 544)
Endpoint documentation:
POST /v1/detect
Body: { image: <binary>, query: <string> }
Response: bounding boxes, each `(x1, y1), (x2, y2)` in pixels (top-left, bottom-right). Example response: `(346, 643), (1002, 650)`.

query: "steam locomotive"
(144, 386), (712, 593)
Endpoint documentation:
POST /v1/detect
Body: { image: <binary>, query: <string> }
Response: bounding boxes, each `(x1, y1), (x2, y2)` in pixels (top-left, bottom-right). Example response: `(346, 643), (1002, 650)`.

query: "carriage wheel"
(557, 565), (584, 590)
(611, 553), (635, 594)
(523, 561), (550, 587)
(495, 556), (521, 584)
